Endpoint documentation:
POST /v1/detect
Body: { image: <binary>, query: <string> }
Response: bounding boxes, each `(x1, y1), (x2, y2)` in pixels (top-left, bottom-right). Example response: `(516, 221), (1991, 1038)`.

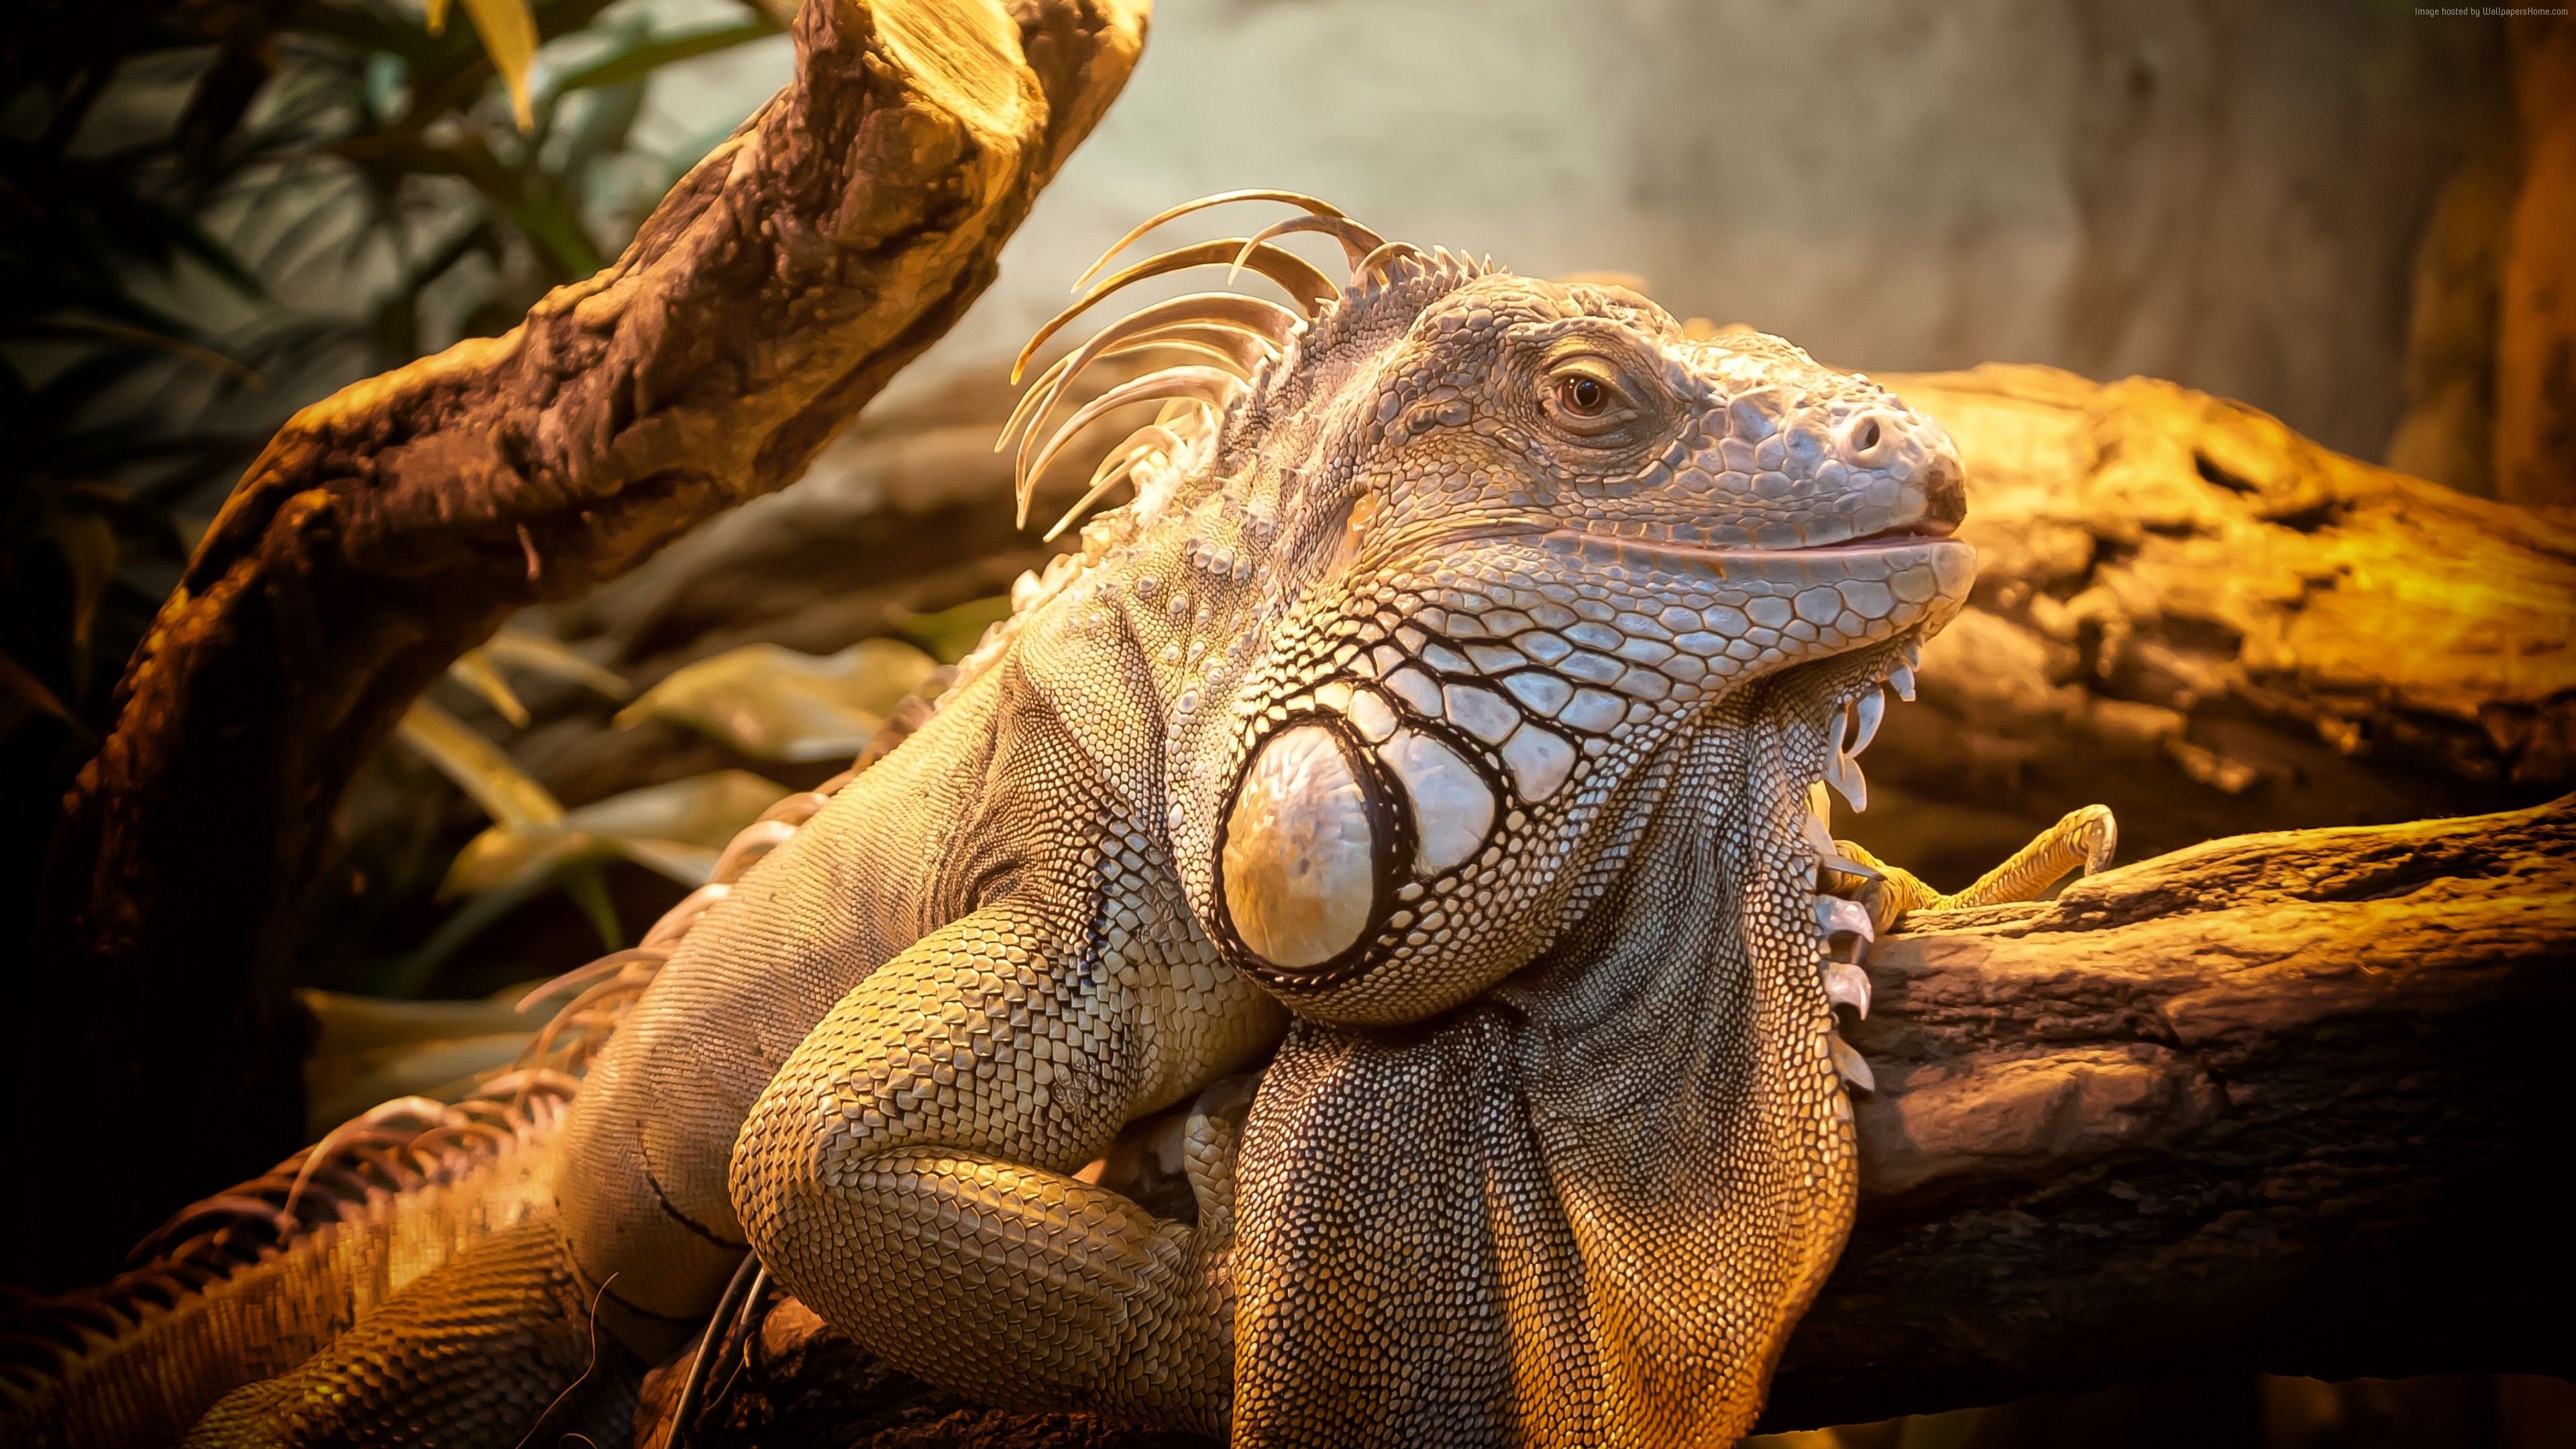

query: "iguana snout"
(1355, 280), (1968, 557)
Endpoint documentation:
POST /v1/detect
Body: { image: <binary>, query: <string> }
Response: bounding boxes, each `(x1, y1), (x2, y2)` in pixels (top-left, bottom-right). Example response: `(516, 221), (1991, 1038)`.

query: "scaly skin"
(8, 193), (2121, 1448)
(0, 1089), (574, 1449)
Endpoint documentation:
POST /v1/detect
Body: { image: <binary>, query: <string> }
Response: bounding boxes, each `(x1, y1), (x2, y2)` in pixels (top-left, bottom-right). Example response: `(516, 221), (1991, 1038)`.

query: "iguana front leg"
(731, 893), (1245, 1437)
(1808, 798), (2119, 1033)
(1835, 803), (2118, 936)
(1803, 800), (2117, 1100)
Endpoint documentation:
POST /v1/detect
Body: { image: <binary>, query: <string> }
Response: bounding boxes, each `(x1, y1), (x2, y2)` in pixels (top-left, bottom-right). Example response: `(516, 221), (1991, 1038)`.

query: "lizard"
(0, 190), (2116, 1448)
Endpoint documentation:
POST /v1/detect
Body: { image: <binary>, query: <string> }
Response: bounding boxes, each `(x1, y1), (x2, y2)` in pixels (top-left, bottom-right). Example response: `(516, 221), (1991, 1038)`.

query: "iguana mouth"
(1421, 515), (1966, 563)
(1831, 515), (1961, 544)
(1526, 527), (1976, 600)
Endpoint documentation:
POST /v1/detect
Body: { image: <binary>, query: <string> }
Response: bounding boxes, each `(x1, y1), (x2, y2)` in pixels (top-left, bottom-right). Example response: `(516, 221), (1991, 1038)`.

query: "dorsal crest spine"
(949, 195), (1493, 696)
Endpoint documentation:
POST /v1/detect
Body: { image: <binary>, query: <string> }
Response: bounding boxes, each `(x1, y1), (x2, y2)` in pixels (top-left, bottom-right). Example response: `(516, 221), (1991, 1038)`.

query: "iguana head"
(996, 191), (1967, 1028)
(989, 192), (1970, 1443)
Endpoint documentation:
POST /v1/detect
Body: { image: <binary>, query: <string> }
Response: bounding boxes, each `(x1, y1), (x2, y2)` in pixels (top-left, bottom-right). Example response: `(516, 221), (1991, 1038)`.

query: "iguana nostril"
(1836, 409), (1899, 466)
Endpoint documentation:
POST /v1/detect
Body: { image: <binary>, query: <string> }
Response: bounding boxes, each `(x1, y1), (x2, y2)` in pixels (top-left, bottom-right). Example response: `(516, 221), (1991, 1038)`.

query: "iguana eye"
(1540, 356), (1644, 439)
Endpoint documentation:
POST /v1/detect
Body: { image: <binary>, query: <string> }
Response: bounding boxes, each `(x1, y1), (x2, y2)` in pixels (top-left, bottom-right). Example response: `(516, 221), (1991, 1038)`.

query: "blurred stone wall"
(858, 0), (2508, 466)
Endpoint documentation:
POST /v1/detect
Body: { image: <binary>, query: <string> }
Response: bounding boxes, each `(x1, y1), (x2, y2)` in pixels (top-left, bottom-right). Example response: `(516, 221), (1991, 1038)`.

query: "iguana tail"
(153, 948), (684, 1449)
(0, 979), (629, 1448)
(2, 674), (943, 1449)
(0, 1089), (564, 1446)
(183, 1220), (629, 1449)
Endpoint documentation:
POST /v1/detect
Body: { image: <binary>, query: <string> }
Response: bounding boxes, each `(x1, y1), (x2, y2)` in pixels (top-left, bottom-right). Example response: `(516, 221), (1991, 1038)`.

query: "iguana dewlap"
(2, 192), (2119, 1449)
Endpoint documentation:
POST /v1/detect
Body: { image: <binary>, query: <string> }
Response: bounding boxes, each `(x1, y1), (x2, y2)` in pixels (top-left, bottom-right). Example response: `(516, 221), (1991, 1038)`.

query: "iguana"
(0, 191), (2116, 1448)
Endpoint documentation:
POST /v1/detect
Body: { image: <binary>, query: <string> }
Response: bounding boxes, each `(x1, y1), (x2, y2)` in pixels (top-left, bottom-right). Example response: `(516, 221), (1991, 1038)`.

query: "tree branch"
(9, 0), (1149, 1287)
(623, 798), (2576, 1444)
(1835, 365), (2576, 890)
(1760, 794), (2575, 1428)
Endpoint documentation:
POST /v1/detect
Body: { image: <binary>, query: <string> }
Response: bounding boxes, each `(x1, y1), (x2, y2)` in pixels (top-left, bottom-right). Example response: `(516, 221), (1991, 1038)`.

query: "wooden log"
(1853, 364), (2576, 889)
(8, 0), (1148, 1288)
(1760, 793), (2576, 1427)
(627, 798), (2576, 1444)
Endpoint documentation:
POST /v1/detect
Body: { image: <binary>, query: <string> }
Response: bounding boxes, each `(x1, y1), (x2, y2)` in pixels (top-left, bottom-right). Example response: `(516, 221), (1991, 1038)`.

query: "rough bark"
(1856, 364), (2576, 889)
(1760, 794), (2576, 1427)
(624, 798), (2576, 1444)
(8, 0), (1148, 1287)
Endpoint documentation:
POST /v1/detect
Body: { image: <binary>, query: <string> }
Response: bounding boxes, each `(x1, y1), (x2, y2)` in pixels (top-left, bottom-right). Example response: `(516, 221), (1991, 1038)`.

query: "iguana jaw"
(1228, 642), (1902, 1448)
(1190, 502), (1969, 1026)
(1434, 509), (1962, 554)
(1511, 527), (1972, 596)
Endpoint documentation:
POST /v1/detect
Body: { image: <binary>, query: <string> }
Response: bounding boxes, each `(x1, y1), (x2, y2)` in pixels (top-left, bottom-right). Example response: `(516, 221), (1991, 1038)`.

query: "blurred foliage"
(279, 623), (952, 1112)
(616, 637), (938, 762)
(441, 765), (786, 897)
(0, 0), (781, 913)
(309, 631), (949, 1102)
(362, 619), (976, 1000)
(891, 590), (1015, 665)
(387, 627), (795, 992)
(297, 981), (537, 1130)
(400, 694), (567, 828)
(345, 619), (969, 1000)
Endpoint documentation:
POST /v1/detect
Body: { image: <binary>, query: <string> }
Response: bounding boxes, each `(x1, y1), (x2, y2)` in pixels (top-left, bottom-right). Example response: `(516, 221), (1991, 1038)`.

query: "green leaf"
(295, 3), (445, 66)
(382, 871), (557, 994)
(557, 767), (788, 847)
(441, 768), (790, 897)
(48, 510), (118, 653)
(616, 639), (937, 762)
(396, 699), (564, 827)
(459, 0), (543, 131)
(298, 985), (545, 1126)
(443, 627), (628, 727)
(446, 649), (531, 727)
(558, 859), (625, 949)
(892, 594), (1013, 664)
(304, 1031), (535, 1132)
(0, 652), (76, 738)
(300, 986), (540, 1059)
(478, 628), (631, 699)
(544, 21), (777, 99)
(14, 317), (262, 386)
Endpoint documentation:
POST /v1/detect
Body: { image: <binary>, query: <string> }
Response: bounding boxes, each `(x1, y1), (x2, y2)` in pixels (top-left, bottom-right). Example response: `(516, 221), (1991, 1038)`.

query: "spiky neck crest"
(951, 194), (1493, 696)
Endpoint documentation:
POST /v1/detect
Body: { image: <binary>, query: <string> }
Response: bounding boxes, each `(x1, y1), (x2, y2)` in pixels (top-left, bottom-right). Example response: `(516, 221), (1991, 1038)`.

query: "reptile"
(0, 191), (2116, 1448)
